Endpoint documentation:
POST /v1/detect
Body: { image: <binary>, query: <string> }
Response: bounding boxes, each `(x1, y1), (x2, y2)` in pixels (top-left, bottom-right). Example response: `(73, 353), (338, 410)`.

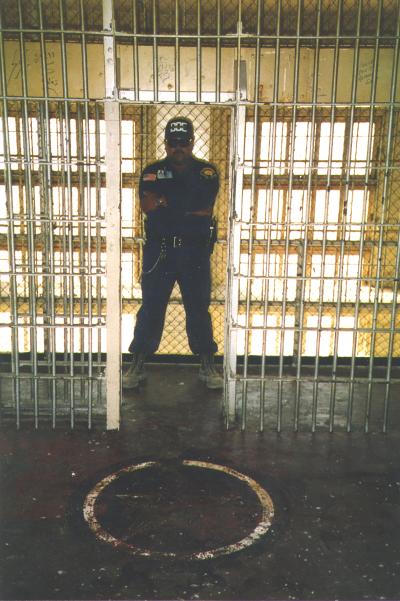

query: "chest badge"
(157, 169), (173, 179)
(200, 167), (217, 179)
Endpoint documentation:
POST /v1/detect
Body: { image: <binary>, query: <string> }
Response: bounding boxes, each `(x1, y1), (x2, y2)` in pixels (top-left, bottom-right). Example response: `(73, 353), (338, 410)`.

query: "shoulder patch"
(143, 173), (157, 182)
(200, 167), (217, 179)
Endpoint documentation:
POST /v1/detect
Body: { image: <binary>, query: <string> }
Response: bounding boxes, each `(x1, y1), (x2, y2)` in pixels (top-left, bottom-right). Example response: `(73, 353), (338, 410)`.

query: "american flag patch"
(143, 173), (157, 182)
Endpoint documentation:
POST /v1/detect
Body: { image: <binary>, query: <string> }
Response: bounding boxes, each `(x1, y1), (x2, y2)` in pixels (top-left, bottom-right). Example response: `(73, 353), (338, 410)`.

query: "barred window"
(238, 110), (381, 357)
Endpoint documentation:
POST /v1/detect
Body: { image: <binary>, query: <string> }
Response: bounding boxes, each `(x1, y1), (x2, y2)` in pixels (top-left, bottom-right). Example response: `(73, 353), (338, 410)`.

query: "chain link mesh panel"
(121, 104), (230, 356)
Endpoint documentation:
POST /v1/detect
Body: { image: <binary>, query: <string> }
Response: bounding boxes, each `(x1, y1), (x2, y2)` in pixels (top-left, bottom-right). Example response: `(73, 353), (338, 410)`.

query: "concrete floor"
(1, 364), (399, 600)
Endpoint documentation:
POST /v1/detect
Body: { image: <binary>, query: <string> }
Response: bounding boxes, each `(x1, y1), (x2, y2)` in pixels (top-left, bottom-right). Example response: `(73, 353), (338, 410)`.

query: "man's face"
(165, 138), (194, 167)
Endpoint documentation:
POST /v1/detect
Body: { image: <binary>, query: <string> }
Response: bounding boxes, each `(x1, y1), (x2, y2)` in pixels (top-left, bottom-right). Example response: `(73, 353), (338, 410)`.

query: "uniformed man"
(123, 116), (223, 390)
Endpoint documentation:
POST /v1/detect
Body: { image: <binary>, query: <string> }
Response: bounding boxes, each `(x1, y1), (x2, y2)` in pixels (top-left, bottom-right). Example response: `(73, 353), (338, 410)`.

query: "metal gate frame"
(1, 0), (399, 432)
(222, 7), (400, 434)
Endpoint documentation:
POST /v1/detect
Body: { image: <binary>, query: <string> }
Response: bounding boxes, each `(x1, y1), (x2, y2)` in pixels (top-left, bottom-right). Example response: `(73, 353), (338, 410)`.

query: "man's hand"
(140, 191), (168, 213)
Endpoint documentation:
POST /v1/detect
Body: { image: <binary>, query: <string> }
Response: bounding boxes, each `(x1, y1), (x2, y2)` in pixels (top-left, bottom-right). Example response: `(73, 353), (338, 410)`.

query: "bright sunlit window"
(238, 113), (377, 356)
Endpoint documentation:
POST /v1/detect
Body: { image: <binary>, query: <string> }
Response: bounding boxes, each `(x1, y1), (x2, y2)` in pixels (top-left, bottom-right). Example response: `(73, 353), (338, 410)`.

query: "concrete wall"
(3, 41), (400, 103)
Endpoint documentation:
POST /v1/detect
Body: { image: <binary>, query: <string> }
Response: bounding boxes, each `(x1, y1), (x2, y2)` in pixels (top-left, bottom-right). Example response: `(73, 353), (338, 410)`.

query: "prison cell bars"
(0, 0), (108, 428)
(0, 0), (399, 431)
(220, 0), (400, 431)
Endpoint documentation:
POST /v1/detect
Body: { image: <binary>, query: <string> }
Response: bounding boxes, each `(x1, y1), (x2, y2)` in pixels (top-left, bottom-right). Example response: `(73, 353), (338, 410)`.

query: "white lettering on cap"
(170, 121), (188, 133)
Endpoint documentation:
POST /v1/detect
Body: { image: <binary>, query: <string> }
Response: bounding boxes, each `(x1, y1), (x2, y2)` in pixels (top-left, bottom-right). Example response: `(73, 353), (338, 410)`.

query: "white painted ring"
(83, 459), (274, 560)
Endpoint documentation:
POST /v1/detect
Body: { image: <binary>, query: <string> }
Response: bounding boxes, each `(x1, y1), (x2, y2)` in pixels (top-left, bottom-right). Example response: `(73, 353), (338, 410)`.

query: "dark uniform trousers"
(129, 239), (218, 356)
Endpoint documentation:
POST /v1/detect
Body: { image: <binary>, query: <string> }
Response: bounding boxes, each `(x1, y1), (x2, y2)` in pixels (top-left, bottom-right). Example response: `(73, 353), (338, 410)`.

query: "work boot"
(122, 353), (147, 389)
(199, 353), (223, 390)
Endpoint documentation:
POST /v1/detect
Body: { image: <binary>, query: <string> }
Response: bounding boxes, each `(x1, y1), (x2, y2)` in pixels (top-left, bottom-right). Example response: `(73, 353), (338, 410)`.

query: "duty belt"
(147, 235), (208, 248)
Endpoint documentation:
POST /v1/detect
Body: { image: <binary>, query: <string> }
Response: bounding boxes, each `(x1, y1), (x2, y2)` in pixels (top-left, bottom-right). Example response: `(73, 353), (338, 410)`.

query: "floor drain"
(83, 459), (274, 560)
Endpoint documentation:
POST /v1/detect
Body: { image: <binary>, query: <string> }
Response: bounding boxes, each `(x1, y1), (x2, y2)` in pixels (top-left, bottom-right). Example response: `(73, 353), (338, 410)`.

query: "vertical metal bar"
(103, 0), (117, 99)
(85, 102), (97, 429)
(67, 153), (75, 429)
(260, 0), (282, 431)
(0, 26), (21, 427)
(58, 2), (67, 410)
(306, 0), (322, 433)
(174, 0), (180, 103)
(327, 0), (343, 433)
(59, 0), (76, 427)
(103, 0), (121, 431)
(242, 0), (263, 431)
(87, 117), (94, 429)
(18, 0), (39, 427)
(314, 147), (332, 431)
(344, 0), (363, 433)
(152, 0), (158, 102)
(104, 101), (121, 430)
(77, 105), (85, 412)
(215, 0), (221, 103)
(383, 216), (400, 431)
(196, 0), (201, 102)
(330, 168), (348, 431)
(224, 64), (246, 427)
(380, 8), (400, 432)
(79, 0), (92, 424)
(132, 0), (140, 101)
(316, 158), (335, 432)
(58, 105), (70, 413)
(240, 18), (256, 430)
(38, 0), (57, 427)
(235, 3), (247, 429)
(241, 137), (254, 430)
(253, 0), (263, 431)
(93, 101), (103, 427)
(280, 0), (302, 433)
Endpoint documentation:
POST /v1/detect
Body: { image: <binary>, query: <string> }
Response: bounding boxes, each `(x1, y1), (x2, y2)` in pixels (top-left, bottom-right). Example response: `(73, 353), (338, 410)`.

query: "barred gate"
(225, 5), (400, 433)
(0, 0), (399, 432)
(120, 105), (230, 359)
(0, 100), (108, 426)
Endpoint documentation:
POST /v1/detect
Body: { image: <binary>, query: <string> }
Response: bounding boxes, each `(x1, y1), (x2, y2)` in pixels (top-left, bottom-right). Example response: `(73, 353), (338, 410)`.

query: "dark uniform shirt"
(139, 156), (219, 240)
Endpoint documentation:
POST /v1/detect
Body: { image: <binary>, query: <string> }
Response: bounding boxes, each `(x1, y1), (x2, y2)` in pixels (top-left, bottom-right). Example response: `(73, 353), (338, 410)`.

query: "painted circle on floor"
(83, 459), (274, 560)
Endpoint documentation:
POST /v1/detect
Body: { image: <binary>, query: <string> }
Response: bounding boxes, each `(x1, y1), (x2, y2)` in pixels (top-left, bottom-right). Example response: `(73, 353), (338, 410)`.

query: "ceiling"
(0, 0), (398, 39)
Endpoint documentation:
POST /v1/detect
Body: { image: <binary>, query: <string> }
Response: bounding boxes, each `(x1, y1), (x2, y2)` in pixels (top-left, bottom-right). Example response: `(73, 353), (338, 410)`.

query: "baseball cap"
(165, 117), (194, 143)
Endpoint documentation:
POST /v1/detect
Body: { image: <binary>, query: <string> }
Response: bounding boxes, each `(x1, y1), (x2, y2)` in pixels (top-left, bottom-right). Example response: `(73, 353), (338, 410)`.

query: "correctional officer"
(123, 116), (223, 390)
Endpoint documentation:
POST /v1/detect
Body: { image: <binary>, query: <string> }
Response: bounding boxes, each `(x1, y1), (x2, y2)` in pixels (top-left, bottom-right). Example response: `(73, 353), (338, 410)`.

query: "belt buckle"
(173, 236), (182, 248)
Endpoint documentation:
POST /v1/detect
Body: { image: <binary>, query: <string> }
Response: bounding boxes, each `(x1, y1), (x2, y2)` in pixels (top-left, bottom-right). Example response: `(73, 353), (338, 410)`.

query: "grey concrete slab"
(0, 364), (399, 600)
